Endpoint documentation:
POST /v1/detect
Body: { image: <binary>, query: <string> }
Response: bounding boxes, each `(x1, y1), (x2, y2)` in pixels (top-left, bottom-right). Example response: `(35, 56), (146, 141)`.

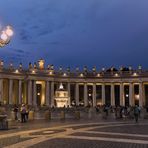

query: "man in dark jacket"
(134, 105), (139, 123)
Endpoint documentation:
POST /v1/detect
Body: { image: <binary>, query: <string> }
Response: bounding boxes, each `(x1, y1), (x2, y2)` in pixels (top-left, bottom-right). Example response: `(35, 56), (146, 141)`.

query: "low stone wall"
(4, 106), (148, 122)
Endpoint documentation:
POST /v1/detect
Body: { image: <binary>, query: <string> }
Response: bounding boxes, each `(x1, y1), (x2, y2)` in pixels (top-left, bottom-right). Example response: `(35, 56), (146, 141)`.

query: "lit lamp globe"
(5, 26), (13, 37)
(0, 31), (8, 41)
(0, 25), (13, 47)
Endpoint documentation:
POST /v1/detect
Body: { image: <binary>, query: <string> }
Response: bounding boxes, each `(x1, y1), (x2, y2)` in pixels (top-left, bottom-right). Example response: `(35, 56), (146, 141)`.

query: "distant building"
(0, 59), (147, 107)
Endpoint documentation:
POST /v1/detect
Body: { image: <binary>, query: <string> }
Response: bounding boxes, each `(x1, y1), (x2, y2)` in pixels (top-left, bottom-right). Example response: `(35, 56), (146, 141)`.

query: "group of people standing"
(117, 105), (141, 122)
(96, 104), (141, 123)
(13, 104), (29, 123)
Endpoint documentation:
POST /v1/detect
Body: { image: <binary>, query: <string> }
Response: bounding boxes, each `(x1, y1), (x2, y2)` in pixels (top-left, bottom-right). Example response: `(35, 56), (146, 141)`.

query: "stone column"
(120, 83), (124, 106)
(102, 83), (105, 105)
(28, 80), (32, 105)
(0, 79), (3, 103)
(67, 83), (71, 106)
(18, 80), (22, 105)
(75, 83), (79, 106)
(9, 79), (13, 105)
(84, 83), (88, 107)
(111, 84), (115, 106)
(143, 84), (146, 106)
(45, 81), (49, 106)
(93, 83), (96, 107)
(139, 82), (143, 107)
(51, 81), (54, 107)
(33, 80), (37, 106)
(129, 83), (133, 106)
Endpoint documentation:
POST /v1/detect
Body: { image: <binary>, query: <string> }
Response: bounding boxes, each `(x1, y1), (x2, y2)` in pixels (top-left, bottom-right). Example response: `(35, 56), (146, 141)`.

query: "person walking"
(103, 105), (108, 119)
(25, 105), (29, 121)
(20, 104), (26, 123)
(138, 106), (141, 118)
(134, 105), (139, 123)
(13, 104), (18, 120)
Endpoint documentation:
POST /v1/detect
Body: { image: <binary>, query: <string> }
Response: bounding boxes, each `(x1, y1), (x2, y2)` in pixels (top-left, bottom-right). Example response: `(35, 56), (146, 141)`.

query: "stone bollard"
(2, 120), (8, 130)
(60, 111), (65, 120)
(0, 115), (8, 130)
(10, 111), (15, 121)
(75, 111), (80, 120)
(116, 111), (120, 119)
(44, 110), (51, 120)
(28, 111), (34, 120)
(3, 120), (8, 130)
(144, 112), (148, 119)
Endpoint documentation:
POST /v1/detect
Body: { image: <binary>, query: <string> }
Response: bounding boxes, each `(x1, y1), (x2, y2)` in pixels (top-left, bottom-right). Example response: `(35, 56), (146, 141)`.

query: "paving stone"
(29, 138), (148, 148)
(93, 124), (148, 135)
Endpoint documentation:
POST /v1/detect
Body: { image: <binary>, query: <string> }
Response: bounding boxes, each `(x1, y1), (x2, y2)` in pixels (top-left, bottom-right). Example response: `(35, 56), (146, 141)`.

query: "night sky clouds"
(0, 0), (148, 69)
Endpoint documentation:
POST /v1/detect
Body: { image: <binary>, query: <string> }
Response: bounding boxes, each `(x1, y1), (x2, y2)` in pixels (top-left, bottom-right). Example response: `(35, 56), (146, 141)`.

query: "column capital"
(111, 83), (114, 86)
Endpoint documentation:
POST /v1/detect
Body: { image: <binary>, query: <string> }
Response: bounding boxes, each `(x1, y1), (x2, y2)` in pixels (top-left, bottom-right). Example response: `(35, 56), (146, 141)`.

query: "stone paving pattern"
(30, 138), (148, 148)
(0, 109), (148, 148)
(93, 124), (148, 134)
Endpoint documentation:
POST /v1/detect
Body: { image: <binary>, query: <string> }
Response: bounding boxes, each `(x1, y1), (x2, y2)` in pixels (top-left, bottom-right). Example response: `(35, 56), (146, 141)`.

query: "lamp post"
(0, 25), (13, 47)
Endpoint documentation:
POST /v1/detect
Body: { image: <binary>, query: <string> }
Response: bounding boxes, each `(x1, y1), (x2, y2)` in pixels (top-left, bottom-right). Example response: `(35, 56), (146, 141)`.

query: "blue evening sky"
(0, 0), (148, 70)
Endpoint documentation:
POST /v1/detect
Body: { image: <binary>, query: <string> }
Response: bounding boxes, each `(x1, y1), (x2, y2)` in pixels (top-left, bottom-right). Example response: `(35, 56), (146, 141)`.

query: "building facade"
(0, 59), (148, 107)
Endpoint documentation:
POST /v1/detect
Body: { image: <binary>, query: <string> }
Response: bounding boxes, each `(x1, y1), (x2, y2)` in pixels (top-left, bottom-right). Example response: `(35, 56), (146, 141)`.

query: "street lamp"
(0, 25), (13, 47)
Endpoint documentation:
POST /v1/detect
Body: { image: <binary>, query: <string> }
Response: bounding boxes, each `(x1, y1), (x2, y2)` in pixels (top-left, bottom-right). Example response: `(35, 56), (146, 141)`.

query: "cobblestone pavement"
(0, 119), (148, 148)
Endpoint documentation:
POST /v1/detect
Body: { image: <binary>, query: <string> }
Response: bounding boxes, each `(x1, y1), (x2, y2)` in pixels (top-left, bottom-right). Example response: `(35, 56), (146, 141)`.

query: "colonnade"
(0, 78), (146, 107)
